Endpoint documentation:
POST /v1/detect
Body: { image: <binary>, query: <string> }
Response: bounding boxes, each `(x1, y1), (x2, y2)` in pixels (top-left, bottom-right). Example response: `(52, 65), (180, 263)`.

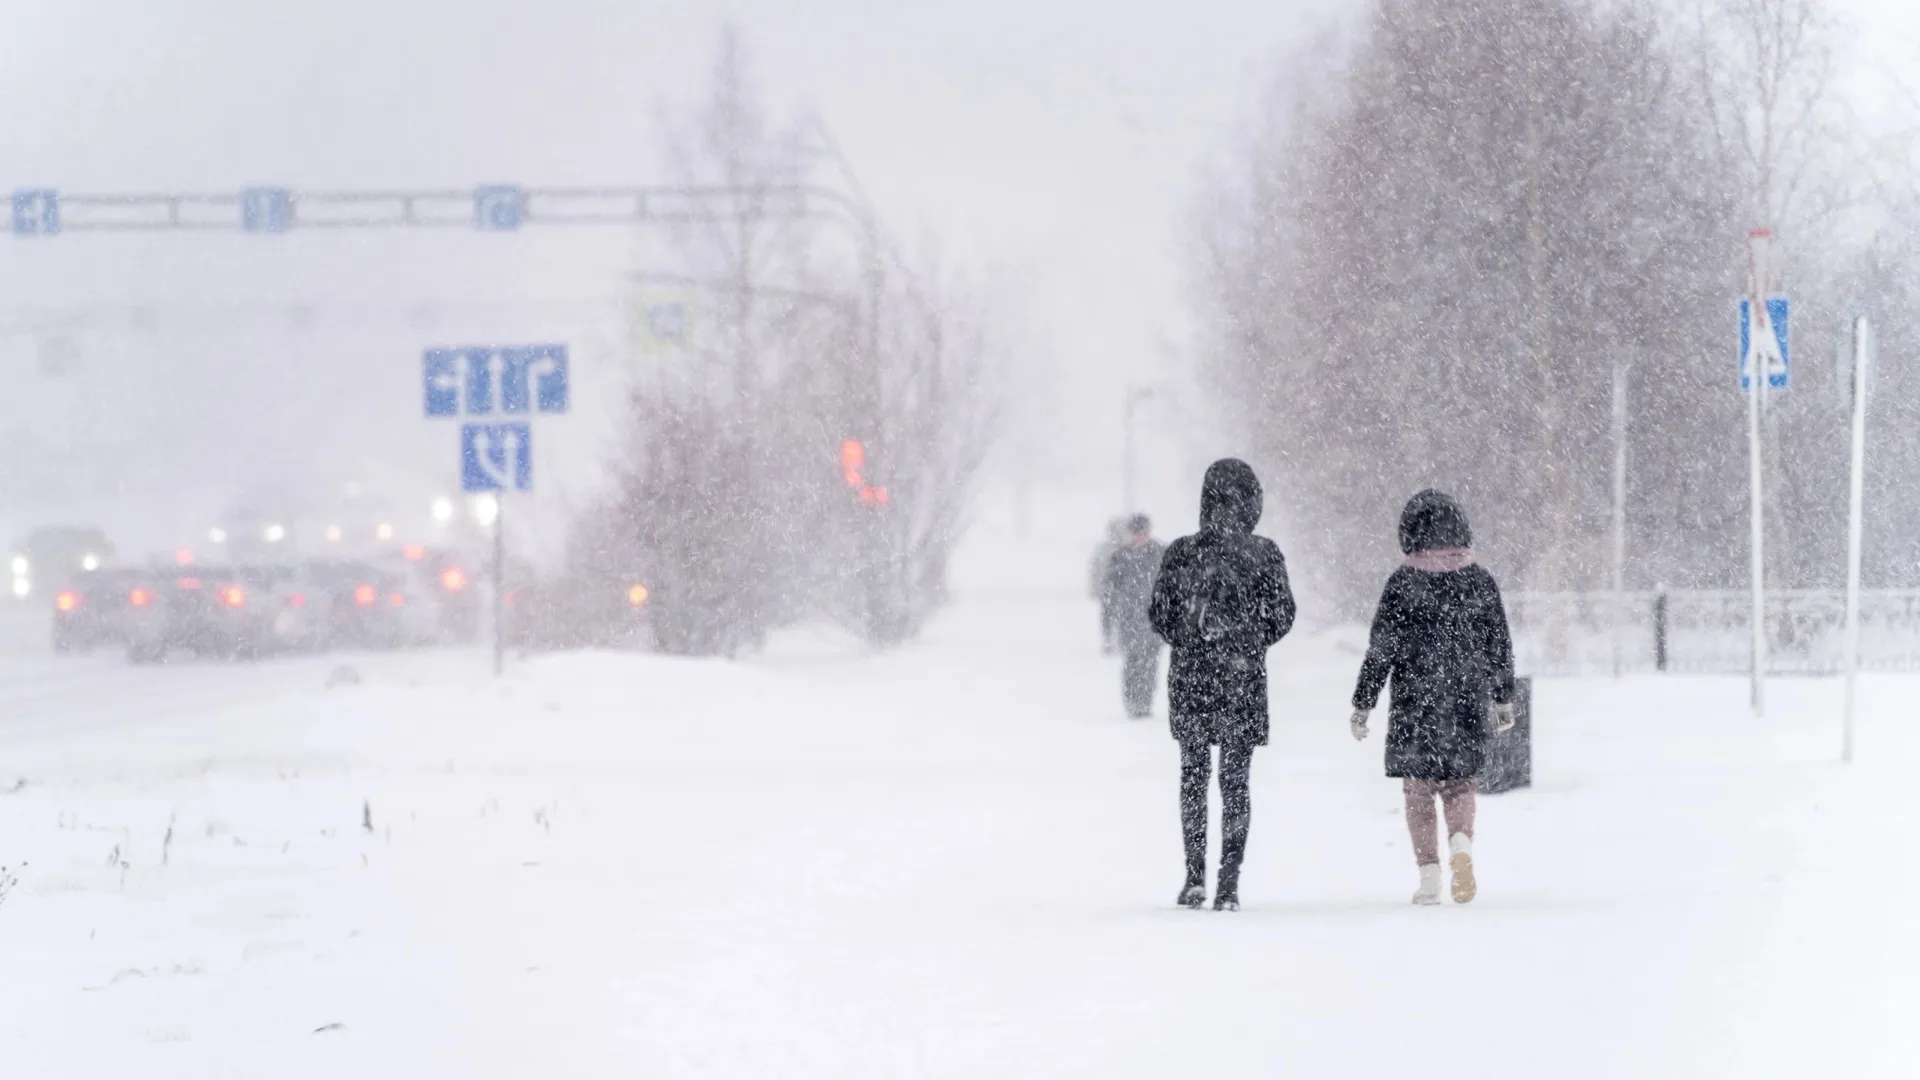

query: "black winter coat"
(1150, 460), (1296, 747)
(1103, 540), (1165, 652)
(1352, 491), (1516, 781)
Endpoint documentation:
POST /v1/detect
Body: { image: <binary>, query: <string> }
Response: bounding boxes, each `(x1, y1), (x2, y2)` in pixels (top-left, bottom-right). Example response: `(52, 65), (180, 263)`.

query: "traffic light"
(839, 439), (889, 505)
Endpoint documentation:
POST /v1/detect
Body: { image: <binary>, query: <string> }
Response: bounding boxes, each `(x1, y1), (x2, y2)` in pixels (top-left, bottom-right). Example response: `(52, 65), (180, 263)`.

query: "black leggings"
(1180, 742), (1254, 890)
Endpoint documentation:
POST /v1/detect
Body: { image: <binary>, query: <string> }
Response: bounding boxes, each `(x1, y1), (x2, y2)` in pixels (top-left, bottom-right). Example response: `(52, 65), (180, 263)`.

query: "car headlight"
(9, 556), (27, 576)
(9, 577), (28, 598)
(81, 553), (101, 571)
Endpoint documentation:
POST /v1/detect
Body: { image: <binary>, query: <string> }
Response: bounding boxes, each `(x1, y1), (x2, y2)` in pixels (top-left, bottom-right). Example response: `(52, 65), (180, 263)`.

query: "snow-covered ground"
(1, 501), (1917, 1077)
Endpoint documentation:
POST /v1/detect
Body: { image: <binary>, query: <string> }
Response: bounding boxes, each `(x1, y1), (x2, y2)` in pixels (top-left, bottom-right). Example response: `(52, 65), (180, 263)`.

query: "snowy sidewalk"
(0, 597), (1916, 1077)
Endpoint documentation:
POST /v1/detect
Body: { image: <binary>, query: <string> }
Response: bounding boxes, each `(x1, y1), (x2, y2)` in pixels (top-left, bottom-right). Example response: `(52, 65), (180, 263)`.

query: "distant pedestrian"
(1102, 514), (1165, 718)
(1149, 459), (1295, 912)
(1349, 490), (1516, 906)
(1089, 517), (1128, 654)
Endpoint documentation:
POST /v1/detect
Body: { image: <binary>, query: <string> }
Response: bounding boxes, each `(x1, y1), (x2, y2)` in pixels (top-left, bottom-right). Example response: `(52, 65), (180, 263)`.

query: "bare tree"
(1195, 0), (1741, 612)
(1687, 0), (1869, 588)
(1689, 0), (1853, 236)
(866, 242), (1006, 639)
(574, 28), (1008, 652)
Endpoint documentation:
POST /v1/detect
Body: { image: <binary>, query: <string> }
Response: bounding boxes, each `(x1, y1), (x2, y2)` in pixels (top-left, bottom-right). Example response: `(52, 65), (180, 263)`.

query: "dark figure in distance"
(1350, 490), (1516, 906)
(1089, 517), (1128, 653)
(1149, 459), (1295, 911)
(1102, 514), (1165, 719)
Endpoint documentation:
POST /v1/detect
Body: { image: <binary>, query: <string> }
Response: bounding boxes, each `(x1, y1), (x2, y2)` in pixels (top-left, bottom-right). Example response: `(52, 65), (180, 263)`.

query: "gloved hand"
(1491, 702), (1517, 734)
(1350, 710), (1370, 742)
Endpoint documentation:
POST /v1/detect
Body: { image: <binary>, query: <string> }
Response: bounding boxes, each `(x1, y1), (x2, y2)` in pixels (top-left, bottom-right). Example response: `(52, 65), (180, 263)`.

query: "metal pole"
(493, 497), (505, 677)
(1611, 363), (1628, 678)
(1122, 389), (1139, 513)
(1842, 315), (1871, 762)
(1748, 337), (1766, 715)
(1746, 238), (1768, 717)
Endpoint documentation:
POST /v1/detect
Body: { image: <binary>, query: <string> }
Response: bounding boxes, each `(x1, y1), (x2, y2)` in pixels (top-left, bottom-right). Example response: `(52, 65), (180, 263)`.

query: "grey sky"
(0, 0), (1913, 546)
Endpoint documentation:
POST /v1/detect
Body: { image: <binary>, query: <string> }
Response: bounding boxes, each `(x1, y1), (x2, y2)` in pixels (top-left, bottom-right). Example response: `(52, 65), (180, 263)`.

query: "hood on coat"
(1399, 489), (1472, 554)
(1200, 459), (1263, 535)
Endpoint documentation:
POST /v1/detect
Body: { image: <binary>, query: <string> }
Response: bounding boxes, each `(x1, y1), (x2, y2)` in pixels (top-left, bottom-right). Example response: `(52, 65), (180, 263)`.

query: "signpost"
(9, 177), (889, 643)
(1740, 229), (1789, 716)
(240, 187), (293, 233)
(1841, 316), (1873, 762)
(423, 344), (569, 674)
(473, 185), (525, 231)
(1738, 297), (1791, 391)
(10, 190), (58, 236)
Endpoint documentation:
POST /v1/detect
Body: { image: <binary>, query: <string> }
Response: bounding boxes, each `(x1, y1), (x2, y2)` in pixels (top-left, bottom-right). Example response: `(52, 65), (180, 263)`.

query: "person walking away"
(1089, 517), (1128, 654)
(1149, 460), (1295, 911)
(1349, 490), (1516, 906)
(1102, 514), (1165, 719)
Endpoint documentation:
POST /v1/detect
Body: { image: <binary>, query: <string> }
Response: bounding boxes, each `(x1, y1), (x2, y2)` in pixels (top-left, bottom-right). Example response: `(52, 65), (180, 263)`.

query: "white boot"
(1449, 832), (1477, 904)
(1412, 863), (1442, 905)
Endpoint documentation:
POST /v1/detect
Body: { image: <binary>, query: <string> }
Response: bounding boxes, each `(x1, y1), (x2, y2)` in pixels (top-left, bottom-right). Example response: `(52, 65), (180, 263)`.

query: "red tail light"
(289, 593), (306, 608)
(354, 584), (376, 607)
(128, 588), (152, 608)
(175, 549), (195, 565)
(440, 567), (468, 592)
(401, 544), (426, 561)
(54, 590), (80, 613)
(219, 586), (245, 608)
(389, 593), (406, 608)
(177, 577), (203, 590)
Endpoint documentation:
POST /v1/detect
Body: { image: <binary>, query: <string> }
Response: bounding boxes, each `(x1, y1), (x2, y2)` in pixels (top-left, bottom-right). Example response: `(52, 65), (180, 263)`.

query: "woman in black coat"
(1150, 459), (1295, 912)
(1350, 490), (1515, 906)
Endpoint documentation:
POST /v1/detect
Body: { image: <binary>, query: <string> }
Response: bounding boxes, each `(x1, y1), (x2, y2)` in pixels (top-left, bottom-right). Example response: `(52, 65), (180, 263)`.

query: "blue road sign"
(423, 349), (461, 416)
(11, 189), (59, 236)
(1739, 296), (1790, 392)
(423, 345), (569, 417)
(462, 347), (497, 415)
(461, 423), (532, 492)
(240, 187), (293, 233)
(500, 344), (570, 414)
(648, 302), (688, 343)
(474, 185), (524, 231)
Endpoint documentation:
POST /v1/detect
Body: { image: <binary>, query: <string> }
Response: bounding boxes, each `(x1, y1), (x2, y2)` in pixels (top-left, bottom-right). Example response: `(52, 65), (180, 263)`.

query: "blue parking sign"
(11, 189), (59, 236)
(461, 423), (532, 492)
(474, 185), (524, 231)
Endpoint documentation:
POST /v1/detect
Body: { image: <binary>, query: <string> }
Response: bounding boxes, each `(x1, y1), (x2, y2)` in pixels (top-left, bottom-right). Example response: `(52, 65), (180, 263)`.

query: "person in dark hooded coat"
(1350, 489), (1516, 906)
(1149, 459), (1295, 911)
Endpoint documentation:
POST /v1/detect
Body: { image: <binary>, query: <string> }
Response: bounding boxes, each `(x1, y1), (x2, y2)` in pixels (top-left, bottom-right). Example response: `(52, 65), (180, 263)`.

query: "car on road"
(127, 564), (320, 663)
(301, 559), (413, 650)
(386, 546), (481, 644)
(51, 567), (158, 653)
(11, 525), (114, 603)
(504, 573), (655, 653)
